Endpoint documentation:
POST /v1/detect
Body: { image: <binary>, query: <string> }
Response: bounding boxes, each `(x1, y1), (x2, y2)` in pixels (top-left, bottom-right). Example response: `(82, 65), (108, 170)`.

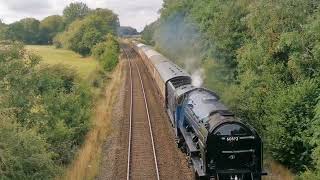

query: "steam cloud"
(184, 57), (205, 87)
(152, 12), (206, 87)
(191, 68), (205, 87)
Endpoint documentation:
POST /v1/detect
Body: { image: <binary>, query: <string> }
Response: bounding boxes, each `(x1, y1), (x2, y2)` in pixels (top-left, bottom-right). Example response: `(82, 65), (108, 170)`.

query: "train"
(131, 41), (266, 180)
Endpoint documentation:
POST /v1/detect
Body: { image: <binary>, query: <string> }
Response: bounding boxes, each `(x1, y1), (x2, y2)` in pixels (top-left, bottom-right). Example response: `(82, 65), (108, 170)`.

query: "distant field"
(26, 45), (99, 79)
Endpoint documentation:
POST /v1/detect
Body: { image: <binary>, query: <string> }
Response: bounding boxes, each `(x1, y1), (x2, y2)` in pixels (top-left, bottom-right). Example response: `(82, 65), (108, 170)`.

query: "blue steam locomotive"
(132, 41), (266, 180)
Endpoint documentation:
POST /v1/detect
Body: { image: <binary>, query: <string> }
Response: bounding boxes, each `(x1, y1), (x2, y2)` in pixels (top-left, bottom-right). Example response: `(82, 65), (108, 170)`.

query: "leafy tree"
(141, 22), (157, 45)
(6, 18), (40, 44)
(118, 26), (139, 36)
(56, 8), (119, 56)
(0, 20), (6, 40)
(39, 15), (65, 44)
(299, 97), (320, 178)
(144, 0), (320, 175)
(63, 2), (90, 26)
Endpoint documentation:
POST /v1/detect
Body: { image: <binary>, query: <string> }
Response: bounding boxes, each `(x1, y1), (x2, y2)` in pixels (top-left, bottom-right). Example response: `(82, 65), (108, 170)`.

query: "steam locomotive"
(131, 41), (266, 180)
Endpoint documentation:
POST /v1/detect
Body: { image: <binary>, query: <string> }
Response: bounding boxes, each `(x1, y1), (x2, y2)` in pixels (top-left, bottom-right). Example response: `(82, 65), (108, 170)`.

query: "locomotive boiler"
(131, 41), (266, 180)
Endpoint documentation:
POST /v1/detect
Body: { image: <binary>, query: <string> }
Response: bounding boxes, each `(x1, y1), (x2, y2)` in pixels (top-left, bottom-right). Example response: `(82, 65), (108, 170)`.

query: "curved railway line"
(123, 47), (160, 180)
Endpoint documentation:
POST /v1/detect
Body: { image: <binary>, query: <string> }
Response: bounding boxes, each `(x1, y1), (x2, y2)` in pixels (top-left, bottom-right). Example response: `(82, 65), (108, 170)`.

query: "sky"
(0, 0), (163, 31)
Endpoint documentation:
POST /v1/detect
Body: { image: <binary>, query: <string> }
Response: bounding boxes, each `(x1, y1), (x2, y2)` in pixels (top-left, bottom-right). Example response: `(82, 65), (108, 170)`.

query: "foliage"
(63, 2), (90, 27)
(92, 34), (120, 71)
(141, 21), (158, 46)
(56, 8), (119, 56)
(118, 26), (139, 36)
(143, 0), (320, 175)
(0, 20), (7, 40)
(2, 15), (64, 45)
(0, 41), (93, 178)
(5, 18), (40, 44)
(39, 15), (65, 44)
(0, 116), (59, 179)
(1, 2), (119, 51)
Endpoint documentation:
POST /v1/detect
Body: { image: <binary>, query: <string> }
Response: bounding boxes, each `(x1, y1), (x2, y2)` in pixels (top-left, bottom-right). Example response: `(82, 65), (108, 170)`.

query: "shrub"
(92, 34), (120, 72)
(0, 40), (93, 177)
(55, 8), (119, 56)
(0, 116), (60, 179)
(33, 65), (92, 164)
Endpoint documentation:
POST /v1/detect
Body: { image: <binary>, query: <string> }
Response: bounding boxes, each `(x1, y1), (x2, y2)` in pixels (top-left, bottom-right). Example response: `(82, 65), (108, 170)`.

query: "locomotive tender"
(131, 41), (266, 180)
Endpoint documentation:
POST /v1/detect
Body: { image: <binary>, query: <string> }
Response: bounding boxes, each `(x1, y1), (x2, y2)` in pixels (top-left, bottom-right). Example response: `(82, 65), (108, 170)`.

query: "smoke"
(151, 12), (206, 87)
(191, 68), (205, 87)
(184, 57), (205, 87)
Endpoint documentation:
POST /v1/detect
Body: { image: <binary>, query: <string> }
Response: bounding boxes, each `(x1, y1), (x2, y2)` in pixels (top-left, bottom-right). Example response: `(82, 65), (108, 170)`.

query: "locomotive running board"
(180, 128), (199, 153)
(167, 109), (175, 127)
(191, 157), (206, 177)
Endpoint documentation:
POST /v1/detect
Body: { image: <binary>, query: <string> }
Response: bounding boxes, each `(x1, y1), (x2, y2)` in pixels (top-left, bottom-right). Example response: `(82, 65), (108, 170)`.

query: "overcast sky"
(0, 0), (163, 31)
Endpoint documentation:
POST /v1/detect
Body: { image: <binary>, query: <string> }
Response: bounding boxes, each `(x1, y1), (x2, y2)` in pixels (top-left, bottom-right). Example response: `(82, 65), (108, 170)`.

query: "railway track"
(123, 47), (160, 180)
(111, 44), (192, 180)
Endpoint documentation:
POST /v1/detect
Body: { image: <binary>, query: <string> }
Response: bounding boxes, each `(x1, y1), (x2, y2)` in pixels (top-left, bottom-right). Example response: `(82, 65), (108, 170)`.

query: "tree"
(6, 18), (40, 44)
(142, 22), (158, 45)
(118, 26), (139, 36)
(0, 20), (7, 40)
(56, 8), (119, 56)
(39, 15), (65, 44)
(63, 2), (90, 26)
(145, 0), (320, 175)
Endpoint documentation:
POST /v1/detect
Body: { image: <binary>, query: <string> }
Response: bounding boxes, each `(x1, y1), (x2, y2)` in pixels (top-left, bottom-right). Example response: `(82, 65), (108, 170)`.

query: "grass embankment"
(26, 45), (99, 80)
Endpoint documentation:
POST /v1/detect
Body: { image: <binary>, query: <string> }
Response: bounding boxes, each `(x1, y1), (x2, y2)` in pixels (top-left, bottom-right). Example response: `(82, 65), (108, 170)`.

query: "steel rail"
(123, 48), (133, 180)
(124, 47), (160, 180)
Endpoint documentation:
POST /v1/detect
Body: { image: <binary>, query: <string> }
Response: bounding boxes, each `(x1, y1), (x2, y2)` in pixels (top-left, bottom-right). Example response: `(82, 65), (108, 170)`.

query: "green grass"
(26, 45), (100, 80)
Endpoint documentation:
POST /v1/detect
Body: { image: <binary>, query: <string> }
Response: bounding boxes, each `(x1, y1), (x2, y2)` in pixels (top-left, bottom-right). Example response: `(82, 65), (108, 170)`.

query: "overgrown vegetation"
(142, 0), (320, 177)
(0, 16), (64, 45)
(54, 8), (119, 56)
(0, 2), (121, 178)
(0, 2), (119, 57)
(0, 41), (92, 179)
(118, 26), (139, 37)
(92, 34), (120, 72)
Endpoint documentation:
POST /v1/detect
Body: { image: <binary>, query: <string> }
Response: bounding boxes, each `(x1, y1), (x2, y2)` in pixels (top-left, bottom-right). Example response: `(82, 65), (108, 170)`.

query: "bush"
(264, 80), (319, 172)
(92, 34), (120, 72)
(0, 40), (93, 177)
(34, 65), (92, 164)
(0, 116), (59, 179)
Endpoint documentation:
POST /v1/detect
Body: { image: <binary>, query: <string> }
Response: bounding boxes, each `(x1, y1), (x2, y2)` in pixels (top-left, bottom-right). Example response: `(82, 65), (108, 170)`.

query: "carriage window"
(214, 124), (250, 136)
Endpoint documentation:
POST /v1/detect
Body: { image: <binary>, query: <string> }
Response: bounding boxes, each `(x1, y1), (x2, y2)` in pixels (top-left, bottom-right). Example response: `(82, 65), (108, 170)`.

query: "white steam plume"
(191, 69), (205, 87)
